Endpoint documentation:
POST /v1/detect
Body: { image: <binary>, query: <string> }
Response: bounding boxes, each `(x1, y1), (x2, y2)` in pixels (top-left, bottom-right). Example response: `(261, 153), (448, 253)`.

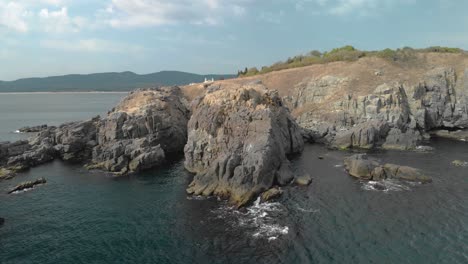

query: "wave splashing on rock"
(211, 197), (289, 241)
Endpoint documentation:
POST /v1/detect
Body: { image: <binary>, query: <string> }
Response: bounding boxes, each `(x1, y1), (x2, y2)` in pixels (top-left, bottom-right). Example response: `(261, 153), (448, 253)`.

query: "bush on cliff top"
(238, 46), (465, 77)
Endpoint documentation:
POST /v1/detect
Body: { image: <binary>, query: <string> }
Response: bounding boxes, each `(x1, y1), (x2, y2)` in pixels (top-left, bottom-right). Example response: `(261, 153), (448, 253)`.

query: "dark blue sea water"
(0, 93), (467, 263)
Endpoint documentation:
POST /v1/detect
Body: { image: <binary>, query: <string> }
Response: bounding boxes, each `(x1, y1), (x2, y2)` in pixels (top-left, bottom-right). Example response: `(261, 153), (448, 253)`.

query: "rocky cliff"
(184, 84), (304, 207)
(205, 53), (468, 150)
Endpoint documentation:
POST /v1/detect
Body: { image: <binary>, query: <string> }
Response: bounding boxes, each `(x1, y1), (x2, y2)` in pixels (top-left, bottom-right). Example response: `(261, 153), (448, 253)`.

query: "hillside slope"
(0, 71), (235, 92)
(184, 52), (468, 150)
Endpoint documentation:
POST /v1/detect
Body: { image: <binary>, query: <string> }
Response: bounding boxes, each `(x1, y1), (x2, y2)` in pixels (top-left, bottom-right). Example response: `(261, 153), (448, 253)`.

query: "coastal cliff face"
(290, 67), (468, 149)
(207, 53), (468, 150)
(184, 84), (304, 207)
(3, 52), (468, 206)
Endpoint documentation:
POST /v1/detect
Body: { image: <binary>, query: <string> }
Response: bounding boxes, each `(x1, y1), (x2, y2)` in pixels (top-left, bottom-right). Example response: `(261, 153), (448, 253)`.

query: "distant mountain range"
(0, 71), (236, 92)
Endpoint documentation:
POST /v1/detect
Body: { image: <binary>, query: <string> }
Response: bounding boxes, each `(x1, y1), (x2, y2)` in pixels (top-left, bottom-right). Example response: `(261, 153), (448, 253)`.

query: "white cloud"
(0, 2), (31, 32)
(258, 10), (285, 24)
(38, 7), (86, 33)
(297, 0), (415, 16)
(40, 38), (144, 53)
(103, 0), (251, 28)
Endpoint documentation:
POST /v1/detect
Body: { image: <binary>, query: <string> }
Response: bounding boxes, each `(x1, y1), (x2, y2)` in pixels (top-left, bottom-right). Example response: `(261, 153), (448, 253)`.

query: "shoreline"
(0, 91), (130, 95)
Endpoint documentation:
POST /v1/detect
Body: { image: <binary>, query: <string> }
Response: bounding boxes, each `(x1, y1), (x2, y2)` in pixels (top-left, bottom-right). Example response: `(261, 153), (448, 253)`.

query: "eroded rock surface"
(184, 84), (304, 207)
(289, 67), (468, 149)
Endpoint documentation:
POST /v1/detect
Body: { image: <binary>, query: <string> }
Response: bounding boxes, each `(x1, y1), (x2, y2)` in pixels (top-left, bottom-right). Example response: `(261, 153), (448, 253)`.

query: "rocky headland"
(2, 51), (468, 206)
(184, 84), (303, 207)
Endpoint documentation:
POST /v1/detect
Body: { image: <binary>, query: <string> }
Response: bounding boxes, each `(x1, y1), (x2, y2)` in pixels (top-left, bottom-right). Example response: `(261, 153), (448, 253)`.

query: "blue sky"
(1, 0), (467, 80)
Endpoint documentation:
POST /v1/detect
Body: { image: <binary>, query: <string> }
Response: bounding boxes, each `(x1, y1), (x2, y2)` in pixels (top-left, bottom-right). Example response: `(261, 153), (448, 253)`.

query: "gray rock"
(344, 154), (432, 183)
(18, 124), (48, 133)
(0, 87), (189, 178)
(184, 84), (304, 207)
(7, 177), (46, 194)
(290, 67), (468, 150)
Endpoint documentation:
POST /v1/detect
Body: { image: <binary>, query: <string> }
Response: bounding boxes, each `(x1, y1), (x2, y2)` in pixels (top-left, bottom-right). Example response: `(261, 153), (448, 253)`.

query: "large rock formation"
(88, 86), (190, 174)
(0, 87), (190, 178)
(184, 84), (304, 207)
(344, 154), (432, 183)
(289, 67), (468, 149)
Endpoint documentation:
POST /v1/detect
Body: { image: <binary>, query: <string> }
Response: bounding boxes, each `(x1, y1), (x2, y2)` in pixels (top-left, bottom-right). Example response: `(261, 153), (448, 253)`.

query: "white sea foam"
(10, 187), (33, 194)
(211, 197), (289, 240)
(186, 195), (209, 201)
(13, 130), (21, 134)
(362, 179), (411, 192)
(297, 206), (320, 213)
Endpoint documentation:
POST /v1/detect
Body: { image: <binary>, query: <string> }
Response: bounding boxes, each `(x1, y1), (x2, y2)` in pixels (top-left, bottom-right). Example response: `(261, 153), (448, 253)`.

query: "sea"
(0, 92), (467, 264)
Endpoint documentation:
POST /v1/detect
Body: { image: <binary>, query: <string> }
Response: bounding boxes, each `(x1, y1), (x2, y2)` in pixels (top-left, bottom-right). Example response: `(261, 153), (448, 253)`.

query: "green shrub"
(422, 46), (463, 53)
(237, 45), (465, 77)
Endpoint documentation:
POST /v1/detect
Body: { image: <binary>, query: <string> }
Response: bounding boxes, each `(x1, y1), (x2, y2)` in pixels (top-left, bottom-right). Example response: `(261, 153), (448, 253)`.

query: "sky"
(1, 0), (468, 80)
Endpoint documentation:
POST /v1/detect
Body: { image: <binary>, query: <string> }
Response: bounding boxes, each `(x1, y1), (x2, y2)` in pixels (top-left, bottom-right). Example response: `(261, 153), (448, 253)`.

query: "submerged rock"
(7, 177), (46, 194)
(184, 84), (304, 207)
(344, 154), (432, 183)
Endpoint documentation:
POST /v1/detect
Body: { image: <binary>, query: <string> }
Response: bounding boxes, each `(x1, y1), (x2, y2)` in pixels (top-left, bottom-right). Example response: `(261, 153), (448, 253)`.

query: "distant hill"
(0, 71), (236, 92)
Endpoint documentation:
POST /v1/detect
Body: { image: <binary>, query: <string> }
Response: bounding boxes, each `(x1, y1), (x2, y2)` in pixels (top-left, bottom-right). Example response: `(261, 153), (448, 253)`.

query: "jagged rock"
(87, 87), (189, 174)
(344, 154), (431, 183)
(7, 177), (46, 194)
(18, 124), (48, 133)
(184, 84), (304, 207)
(333, 121), (390, 149)
(260, 188), (283, 202)
(0, 87), (190, 178)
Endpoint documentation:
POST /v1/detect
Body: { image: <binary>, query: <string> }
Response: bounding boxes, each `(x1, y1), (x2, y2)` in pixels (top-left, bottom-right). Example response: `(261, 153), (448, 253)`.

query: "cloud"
(0, 2), (31, 32)
(258, 10), (285, 24)
(38, 7), (86, 33)
(297, 0), (414, 16)
(40, 38), (144, 53)
(103, 0), (251, 28)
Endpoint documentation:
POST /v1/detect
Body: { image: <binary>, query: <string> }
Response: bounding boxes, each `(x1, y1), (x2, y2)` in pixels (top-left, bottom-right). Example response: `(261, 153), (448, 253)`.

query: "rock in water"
(8, 177), (47, 194)
(344, 154), (432, 183)
(184, 84), (304, 207)
(260, 188), (283, 202)
(295, 172), (313, 186)
(18, 124), (49, 133)
(452, 160), (468, 167)
(0, 217), (4, 227)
